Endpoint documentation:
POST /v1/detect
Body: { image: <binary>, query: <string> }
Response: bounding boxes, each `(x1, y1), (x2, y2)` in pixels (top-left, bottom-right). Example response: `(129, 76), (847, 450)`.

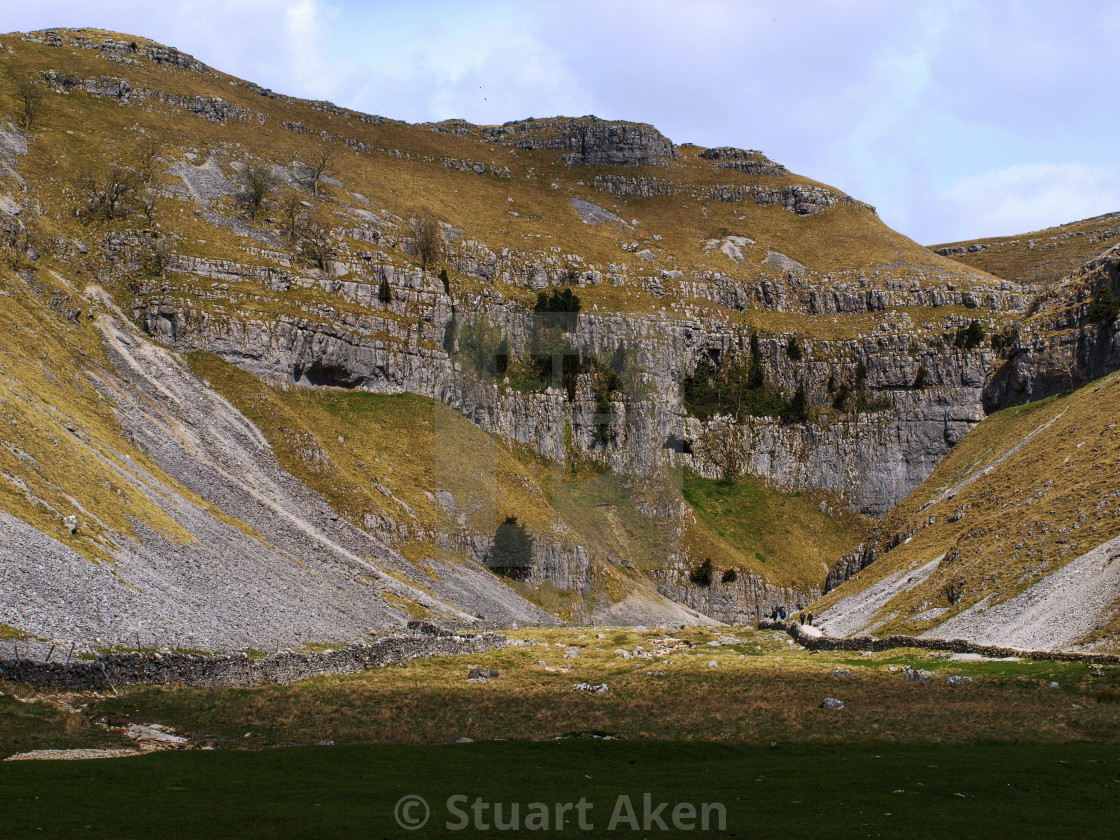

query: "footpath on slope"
(759, 619), (1120, 664)
(0, 622), (504, 690)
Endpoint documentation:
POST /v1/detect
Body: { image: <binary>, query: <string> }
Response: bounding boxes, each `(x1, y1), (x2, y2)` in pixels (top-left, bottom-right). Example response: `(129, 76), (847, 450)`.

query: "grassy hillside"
(932, 210), (1120, 288)
(815, 370), (1120, 646)
(682, 472), (869, 589)
(188, 352), (552, 542)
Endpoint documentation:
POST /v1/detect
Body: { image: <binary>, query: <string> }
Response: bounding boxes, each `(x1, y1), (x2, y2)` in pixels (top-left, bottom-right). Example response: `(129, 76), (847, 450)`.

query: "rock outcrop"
(134, 273), (1000, 517)
(824, 543), (877, 593)
(984, 243), (1120, 411)
(483, 117), (678, 167)
(699, 147), (787, 176)
(654, 570), (820, 626)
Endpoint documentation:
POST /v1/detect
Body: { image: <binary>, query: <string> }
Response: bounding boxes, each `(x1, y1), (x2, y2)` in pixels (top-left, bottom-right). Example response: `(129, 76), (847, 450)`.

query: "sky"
(4, 0), (1119, 244)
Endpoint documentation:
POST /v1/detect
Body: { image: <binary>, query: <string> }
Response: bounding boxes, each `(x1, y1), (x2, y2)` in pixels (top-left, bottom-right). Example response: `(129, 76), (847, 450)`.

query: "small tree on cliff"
(785, 382), (810, 423)
(786, 335), (802, 361)
(489, 516), (533, 580)
(690, 558), (713, 587)
(303, 146), (333, 197)
(411, 215), (444, 272)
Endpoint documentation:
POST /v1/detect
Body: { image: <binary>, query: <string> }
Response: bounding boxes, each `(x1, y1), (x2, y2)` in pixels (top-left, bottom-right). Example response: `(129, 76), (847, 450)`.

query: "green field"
(2, 741), (1119, 838)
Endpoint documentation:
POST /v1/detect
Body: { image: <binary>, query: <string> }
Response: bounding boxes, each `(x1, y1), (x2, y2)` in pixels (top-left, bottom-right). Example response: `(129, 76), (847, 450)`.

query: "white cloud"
(937, 163), (1120, 242)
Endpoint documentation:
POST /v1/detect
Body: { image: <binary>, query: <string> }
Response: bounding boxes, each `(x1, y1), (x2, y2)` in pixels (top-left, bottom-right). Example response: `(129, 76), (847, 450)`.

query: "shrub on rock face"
(495, 337), (510, 375)
(411, 215), (444, 272)
(534, 287), (582, 331)
(990, 326), (1020, 354)
(489, 516), (533, 580)
(690, 558), (713, 587)
(522, 288), (585, 399)
(378, 278), (392, 305)
(913, 365), (929, 389)
(784, 383), (810, 422)
(854, 361), (868, 388)
(721, 568), (738, 584)
(953, 319), (985, 350)
(442, 309), (457, 354)
(458, 317), (503, 377)
(786, 335), (802, 361)
(1088, 289), (1120, 326)
(682, 333), (787, 421)
(747, 332), (764, 389)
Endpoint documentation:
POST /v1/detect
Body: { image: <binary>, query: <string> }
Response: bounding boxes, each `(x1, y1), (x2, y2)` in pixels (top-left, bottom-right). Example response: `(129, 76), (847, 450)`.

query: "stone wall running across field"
(760, 620), (1120, 664)
(0, 623), (506, 691)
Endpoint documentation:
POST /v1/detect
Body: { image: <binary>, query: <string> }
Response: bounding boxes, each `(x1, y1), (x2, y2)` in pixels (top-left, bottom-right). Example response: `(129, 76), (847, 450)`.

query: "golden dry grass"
(681, 472), (869, 589)
(0, 272), (258, 563)
(47, 626), (1120, 748)
(933, 211), (1120, 288)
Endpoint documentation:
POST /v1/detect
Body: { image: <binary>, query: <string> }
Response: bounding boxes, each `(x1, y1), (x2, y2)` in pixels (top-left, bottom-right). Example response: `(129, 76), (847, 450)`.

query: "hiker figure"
(807, 612), (814, 626)
(769, 607), (778, 621)
(799, 611), (805, 625)
(778, 607), (787, 621)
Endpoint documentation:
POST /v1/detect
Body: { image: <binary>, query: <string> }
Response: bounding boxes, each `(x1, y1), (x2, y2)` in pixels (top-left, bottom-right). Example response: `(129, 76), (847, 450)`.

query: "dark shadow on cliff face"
(294, 361), (360, 388)
(982, 324), (1120, 413)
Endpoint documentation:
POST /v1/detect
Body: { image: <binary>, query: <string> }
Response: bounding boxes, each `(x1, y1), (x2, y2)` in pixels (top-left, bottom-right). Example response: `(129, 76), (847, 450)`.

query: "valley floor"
(3, 627), (1119, 751)
(3, 626), (1119, 836)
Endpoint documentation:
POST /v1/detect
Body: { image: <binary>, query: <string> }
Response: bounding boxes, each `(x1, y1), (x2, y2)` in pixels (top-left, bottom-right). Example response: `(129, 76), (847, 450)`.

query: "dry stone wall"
(761, 619), (1120, 662)
(0, 625), (506, 690)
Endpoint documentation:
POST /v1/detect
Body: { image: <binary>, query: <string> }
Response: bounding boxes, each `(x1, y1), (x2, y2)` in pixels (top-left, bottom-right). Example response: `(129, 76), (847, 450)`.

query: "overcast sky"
(5, 0), (1119, 244)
